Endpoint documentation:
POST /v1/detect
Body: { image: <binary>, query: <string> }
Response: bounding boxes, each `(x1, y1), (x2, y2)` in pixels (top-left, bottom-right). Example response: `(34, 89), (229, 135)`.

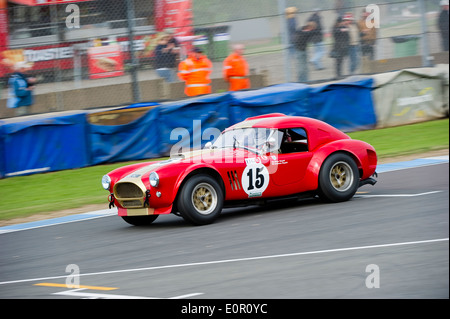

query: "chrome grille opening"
(115, 182), (143, 199)
(121, 200), (142, 208)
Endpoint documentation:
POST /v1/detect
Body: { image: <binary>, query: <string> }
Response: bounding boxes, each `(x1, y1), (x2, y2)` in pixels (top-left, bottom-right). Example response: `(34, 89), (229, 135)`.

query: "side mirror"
(262, 137), (277, 154)
(267, 137), (276, 147)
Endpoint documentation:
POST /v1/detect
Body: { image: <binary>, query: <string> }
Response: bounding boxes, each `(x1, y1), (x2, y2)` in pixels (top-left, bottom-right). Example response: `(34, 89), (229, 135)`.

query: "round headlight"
(102, 175), (111, 190)
(149, 172), (159, 187)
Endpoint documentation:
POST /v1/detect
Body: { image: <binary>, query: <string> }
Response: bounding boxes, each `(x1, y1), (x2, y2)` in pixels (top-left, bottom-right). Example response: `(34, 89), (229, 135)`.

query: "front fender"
(172, 163), (224, 203)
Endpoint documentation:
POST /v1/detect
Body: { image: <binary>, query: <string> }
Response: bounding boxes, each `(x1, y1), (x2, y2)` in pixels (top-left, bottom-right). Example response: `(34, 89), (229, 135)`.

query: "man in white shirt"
(343, 13), (360, 75)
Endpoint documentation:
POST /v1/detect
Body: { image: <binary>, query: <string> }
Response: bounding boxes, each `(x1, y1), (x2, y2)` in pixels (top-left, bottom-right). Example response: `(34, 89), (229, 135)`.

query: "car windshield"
(212, 128), (282, 154)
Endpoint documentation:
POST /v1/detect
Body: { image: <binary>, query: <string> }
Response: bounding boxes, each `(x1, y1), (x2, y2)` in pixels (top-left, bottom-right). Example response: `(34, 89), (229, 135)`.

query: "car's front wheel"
(121, 215), (159, 226)
(318, 153), (359, 202)
(177, 174), (224, 225)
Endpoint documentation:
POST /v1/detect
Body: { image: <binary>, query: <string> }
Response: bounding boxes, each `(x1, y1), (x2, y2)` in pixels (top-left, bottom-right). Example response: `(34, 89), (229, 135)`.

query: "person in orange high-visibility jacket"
(223, 44), (251, 91)
(178, 47), (212, 96)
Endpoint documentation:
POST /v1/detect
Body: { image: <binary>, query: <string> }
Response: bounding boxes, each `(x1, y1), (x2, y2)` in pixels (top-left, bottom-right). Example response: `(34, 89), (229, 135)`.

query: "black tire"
(121, 215), (159, 226)
(318, 153), (359, 203)
(177, 174), (224, 225)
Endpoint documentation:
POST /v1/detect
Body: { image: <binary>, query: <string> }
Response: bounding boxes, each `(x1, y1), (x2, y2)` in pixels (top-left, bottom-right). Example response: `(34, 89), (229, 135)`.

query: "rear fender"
(304, 140), (374, 189)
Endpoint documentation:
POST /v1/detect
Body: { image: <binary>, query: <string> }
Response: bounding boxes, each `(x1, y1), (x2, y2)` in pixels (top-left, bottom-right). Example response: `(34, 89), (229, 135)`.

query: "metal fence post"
(418, 0), (432, 67)
(277, 0), (291, 83)
(126, 0), (141, 103)
(51, 3), (64, 111)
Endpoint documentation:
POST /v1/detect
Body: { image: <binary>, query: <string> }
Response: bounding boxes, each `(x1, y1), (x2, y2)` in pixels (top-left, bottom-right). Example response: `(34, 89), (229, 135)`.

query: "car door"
(270, 128), (313, 186)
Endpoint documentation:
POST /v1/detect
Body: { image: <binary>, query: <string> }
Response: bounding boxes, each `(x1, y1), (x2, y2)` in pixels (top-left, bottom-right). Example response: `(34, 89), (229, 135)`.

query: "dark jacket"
(287, 17), (297, 44)
(308, 12), (323, 43)
(332, 19), (350, 57)
(294, 27), (314, 51)
(154, 38), (179, 69)
(438, 9), (449, 37)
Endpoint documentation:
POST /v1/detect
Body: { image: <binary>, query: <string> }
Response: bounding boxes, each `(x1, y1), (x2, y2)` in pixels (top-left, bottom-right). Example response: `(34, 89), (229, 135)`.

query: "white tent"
(371, 66), (449, 128)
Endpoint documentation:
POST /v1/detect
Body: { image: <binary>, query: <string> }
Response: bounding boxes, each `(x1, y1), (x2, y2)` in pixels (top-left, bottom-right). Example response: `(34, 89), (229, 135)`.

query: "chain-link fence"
(0, 0), (448, 118)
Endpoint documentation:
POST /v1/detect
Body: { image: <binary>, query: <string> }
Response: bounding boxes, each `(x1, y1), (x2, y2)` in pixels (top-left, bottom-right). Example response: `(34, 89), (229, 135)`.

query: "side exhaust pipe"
(358, 172), (378, 188)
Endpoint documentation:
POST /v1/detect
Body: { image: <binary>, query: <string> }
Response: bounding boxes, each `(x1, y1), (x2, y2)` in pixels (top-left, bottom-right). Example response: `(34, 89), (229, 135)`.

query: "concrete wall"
(0, 73), (267, 119)
(364, 52), (449, 74)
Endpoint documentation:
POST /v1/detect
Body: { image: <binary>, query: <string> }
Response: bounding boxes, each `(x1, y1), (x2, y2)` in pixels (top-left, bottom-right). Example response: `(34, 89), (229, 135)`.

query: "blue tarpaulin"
(0, 112), (89, 178)
(157, 93), (232, 155)
(0, 120), (5, 178)
(89, 107), (160, 165)
(229, 83), (311, 123)
(113, 101), (160, 110)
(309, 77), (377, 132)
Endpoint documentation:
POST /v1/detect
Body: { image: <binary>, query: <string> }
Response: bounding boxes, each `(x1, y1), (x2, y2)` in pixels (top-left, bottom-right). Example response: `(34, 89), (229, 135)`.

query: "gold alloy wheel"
(329, 161), (354, 192)
(191, 182), (218, 215)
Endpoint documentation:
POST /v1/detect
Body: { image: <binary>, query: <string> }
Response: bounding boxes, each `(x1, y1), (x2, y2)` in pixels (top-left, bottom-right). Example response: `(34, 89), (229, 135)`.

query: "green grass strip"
(348, 119), (449, 158)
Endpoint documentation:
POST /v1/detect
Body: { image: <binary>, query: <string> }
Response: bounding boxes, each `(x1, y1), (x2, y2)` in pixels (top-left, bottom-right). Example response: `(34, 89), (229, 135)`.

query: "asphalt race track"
(0, 160), (448, 301)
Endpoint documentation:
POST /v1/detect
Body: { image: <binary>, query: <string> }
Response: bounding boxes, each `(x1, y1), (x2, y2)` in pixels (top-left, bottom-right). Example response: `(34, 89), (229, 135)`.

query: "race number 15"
(247, 167), (265, 190)
(242, 163), (269, 196)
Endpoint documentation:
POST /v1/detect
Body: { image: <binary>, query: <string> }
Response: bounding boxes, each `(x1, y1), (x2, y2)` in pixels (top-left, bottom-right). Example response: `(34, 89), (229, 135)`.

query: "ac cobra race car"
(102, 113), (378, 226)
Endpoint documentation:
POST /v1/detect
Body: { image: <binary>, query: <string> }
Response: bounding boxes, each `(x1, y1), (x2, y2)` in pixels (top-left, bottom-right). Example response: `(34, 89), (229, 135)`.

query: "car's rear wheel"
(177, 174), (224, 225)
(318, 153), (359, 202)
(121, 215), (159, 226)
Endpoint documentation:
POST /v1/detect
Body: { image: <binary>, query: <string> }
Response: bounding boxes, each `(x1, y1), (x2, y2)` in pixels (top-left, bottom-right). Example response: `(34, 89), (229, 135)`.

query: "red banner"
(88, 44), (124, 80)
(155, 0), (193, 38)
(0, 0), (7, 50)
(0, 0), (8, 76)
(8, 0), (91, 5)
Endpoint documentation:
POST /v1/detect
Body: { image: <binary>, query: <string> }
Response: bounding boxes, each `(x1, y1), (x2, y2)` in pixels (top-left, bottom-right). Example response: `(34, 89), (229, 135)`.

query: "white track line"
(0, 237), (447, 287)
(52, 288), (203, 299)
(355, 191), (443, 198)
(53, 288), (156, 299)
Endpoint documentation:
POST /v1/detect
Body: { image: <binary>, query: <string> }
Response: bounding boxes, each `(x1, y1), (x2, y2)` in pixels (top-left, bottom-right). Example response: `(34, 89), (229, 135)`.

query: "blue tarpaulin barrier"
(229, 83), (311, 123)
(157, 93), (232, 155)
(0, 112), (89, 178)
(309, 77), (377, 132)
(89, 107), (161, 165)
(113, 101), (160, 110)
(0, 120), (5, 178)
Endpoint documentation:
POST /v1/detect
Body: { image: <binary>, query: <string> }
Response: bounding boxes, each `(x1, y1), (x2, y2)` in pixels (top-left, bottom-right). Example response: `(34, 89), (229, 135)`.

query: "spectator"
(285, 7), (298, 57)
(331, 16), (350, 79)
(165, 28), (181, 58)
(294, 21), (316, 83)
(343, 12), (360, 75)
(358, 8), (377, 73)
(223, 44), (251, 91)
(178, 47), (212, 97)
(7, 61), (35, 116)
(438, 0), (449, 52)
(308, 9), (325, 70)
(154, 30), (180, 83)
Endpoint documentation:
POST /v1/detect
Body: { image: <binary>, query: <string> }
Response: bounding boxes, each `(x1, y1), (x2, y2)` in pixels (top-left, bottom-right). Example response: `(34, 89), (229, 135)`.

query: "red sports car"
(102, 113), (377, 226)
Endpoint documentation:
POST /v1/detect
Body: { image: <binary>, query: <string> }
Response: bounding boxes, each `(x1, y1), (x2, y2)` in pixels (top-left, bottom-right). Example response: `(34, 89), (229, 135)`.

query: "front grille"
(115, 182), (143, 199)
(121, 200), (142, 208)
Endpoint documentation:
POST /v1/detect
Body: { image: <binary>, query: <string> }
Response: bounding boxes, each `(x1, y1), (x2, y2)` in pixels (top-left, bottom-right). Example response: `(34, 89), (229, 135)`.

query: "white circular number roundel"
(241, 162), (270, 197)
